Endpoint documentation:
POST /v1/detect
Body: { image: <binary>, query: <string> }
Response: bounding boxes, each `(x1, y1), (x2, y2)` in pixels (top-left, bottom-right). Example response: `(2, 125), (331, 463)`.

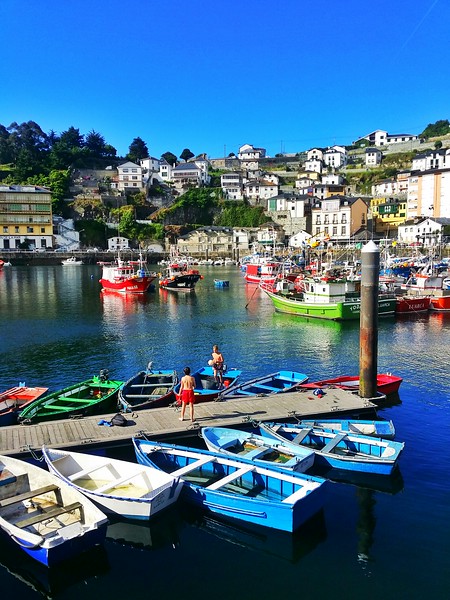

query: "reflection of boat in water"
(313, 464), (405, 495)
(0, 540), (109, 599)
(106, 508), (184, 551)
(184, 505), (327, 564)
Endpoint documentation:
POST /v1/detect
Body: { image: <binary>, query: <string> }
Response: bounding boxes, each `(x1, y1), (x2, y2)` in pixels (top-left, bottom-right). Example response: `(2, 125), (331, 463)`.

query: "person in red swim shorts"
(179, 366), (196, 422)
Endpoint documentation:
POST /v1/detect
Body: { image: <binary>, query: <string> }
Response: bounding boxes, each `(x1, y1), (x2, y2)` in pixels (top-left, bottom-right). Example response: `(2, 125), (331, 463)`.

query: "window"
(341, 226), (346, 235)
(40, 227), (45, 233)
(333, 227), (337, 235)
(27, 226), (34, 233)
(15, 226), (19, 233)
(2, 226), (7, 233)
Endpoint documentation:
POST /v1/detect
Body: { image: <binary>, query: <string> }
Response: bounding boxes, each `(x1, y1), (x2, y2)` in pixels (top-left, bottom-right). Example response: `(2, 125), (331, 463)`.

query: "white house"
(158, 159), (173, 182)
(354, 129), (417, 147)
(244, 179), (279, 204)
(171, 161), (210, 190)
(322, 173), (345, 185)
(107, 236), (130, 251)
(371, 178), (400, 197)
(238, 144), (266, 160)
(117, 161), (144, 192)
(221, 172), (244, 200)
(365, 148), (382, 166)
(323, 147), (347, 169)
(412, 149), (450, 171)
(307, 148), (324, 161)
(288, 230), (312, 248)
(397, 217), (450, 246)
(304, 157), (323, 174)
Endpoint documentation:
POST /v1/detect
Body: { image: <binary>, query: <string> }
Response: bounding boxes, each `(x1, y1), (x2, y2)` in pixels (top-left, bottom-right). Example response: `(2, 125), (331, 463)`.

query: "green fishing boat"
(263, 276), (396, 321)
(18, 370), (124, 424)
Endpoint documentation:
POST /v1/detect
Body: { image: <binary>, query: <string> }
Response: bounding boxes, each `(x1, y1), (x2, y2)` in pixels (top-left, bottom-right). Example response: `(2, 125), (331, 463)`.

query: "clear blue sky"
(0, 0), (448, 160)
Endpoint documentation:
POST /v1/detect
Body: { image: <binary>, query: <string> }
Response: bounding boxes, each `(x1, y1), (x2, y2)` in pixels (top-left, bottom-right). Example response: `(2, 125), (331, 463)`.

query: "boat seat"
(95, 472), (144, 493)
(254, 384), (280, 392)
(68, 464), (108, 482)
(44, 404), (72, 411)
(125, 394), (152, 399)
(171, 456), (216, 477)
(130, 383), (169, 388)
(243, 446), (270, 460)
(233, 390), (255, 396)
(206, 465), (255, 490)
(321, 432), (347, 454)
(0, 484), (60, 508)
(16, 501), (84, 528)
(291, 428), (312, 445)
(282, 486), (308, 504)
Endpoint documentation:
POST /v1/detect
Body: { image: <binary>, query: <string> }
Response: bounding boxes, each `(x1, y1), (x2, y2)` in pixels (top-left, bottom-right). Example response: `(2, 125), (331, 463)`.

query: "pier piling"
(359, 241), (380, 398)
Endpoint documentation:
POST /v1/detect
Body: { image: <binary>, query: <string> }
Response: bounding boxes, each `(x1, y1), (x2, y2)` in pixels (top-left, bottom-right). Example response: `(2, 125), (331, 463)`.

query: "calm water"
(0, 264), (449, 599)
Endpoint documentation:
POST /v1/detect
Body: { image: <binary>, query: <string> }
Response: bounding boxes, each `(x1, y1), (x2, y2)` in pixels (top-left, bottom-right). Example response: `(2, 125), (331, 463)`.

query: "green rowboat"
(18, 371), (124, 424)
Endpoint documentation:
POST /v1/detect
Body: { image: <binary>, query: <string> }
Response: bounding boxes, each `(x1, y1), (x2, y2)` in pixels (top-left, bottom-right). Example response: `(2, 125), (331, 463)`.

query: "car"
(86, 247), (99, 252)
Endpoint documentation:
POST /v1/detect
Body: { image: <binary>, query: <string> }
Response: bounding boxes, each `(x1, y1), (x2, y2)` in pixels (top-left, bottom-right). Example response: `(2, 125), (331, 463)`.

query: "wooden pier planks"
(0, 388), (376, 456)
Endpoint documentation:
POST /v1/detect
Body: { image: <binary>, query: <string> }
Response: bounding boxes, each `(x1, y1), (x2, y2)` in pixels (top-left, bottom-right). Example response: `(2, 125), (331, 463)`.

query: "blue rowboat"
(201, 426), (315, 473)
(132, 438), (329, 533)
(258, 423), (404, 475)
(173, 365), (242, 404)
(219, 370), (308, 399)
(296, 418), (396, 439)
(214, 279), (229, 288)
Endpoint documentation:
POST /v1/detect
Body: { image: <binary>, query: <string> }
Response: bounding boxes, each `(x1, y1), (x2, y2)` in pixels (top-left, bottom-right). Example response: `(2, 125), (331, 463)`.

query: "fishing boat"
(299, 372), (402, 396)
(401, 266), (450, 311)
(159, 259), (203, 292)
(258, 423), (405, 475)
(61, 256), (83, 266)
(118, 363), (178, 411)
(99, 251), (157, 294)
(0, 454), (108, 567)
(263, 275), (396, 321)
(219, 370), (309, 399)
(294, 418), (396, 439)
(201, 427), (315, 473)
(132, 438), (329, 533)
(173, 365), (242, 404)
(0, 385), (49, 426)
(42, 447), (184, 521)
(18, 370), (124, 424)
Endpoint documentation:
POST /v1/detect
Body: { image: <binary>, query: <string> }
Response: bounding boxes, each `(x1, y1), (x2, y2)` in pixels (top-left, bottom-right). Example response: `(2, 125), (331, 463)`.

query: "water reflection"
(0, 540), (109, 599)
(185, 506), (327, 565)
(356, 488), (376, 572)
(314, 465), (404, 495)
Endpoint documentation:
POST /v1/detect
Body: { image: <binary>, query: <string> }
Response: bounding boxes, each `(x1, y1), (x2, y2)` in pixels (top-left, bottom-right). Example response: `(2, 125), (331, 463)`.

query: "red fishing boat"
(299, 373), (403, 396)
(0, 385), (49, 426)
(99, 252), (156, 294)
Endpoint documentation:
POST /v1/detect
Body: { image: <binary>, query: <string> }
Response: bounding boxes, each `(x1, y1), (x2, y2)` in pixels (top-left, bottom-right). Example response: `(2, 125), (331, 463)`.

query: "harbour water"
(0, 263), (449, 599)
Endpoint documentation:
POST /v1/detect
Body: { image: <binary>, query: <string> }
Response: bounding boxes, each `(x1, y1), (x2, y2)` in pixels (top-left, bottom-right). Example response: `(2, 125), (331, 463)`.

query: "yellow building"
(371, 197), (407, 235)
(0, 185), (53, 250)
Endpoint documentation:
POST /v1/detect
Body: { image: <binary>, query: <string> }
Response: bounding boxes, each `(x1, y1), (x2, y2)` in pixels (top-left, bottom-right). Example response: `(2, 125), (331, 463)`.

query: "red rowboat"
(299, 373), (402, 396)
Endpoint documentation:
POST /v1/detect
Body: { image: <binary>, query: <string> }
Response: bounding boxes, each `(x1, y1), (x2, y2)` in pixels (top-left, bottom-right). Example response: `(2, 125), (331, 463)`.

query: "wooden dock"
(1, 388), (378, 457)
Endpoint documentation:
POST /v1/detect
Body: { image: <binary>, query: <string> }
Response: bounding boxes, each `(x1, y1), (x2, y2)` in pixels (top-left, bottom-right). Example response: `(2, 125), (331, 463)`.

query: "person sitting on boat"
(179, 367), (195, 422)
(211, 345), (225, 387)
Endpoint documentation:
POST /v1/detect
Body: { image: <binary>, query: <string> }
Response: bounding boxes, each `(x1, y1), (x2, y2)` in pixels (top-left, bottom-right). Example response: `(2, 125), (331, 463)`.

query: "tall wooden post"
(359, 241), (379, 398)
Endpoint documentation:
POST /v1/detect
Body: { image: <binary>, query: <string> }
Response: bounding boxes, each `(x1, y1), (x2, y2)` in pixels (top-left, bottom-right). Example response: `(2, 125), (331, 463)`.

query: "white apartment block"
(117, 161), (144, 191)
(238, 144), (266, 160)
(412, 149), (450, 171)
(323, 148), (347, 169)
(303, 157), (323, 174)
(221, 172), (244, 200)
(398, 217), (450, 246)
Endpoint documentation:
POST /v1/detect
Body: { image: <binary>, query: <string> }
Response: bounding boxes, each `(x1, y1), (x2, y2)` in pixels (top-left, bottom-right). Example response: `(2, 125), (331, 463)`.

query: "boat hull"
(119, 369), (178, 411)
(173, 366), (242, 404)
(18, 375), (123, 423)
(42, 448), (183, 521)
(0, 455), (108, 567)
(264, 290), (396, 321)
(220, 370), (309, 399)
(0, 386), (48, 426)
(100, 276), (154, 294)
(258, 424), (404, 475)
(395, 296), (431, 314)
(299, 373), (402, 396)
(133, 439), (329, 533)
(159, 273), (201, 291)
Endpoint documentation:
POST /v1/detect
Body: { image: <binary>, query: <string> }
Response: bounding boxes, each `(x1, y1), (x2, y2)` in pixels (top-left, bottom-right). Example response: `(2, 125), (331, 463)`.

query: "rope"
(244, 285), (259, 309)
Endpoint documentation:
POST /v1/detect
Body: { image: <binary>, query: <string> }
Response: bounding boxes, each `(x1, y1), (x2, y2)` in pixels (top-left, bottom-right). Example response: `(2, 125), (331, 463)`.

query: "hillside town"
(1, 125), (450, 258)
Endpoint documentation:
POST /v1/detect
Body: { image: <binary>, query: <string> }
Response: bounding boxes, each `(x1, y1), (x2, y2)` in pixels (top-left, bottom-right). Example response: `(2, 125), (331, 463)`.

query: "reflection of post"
(356, 487), (376, 568)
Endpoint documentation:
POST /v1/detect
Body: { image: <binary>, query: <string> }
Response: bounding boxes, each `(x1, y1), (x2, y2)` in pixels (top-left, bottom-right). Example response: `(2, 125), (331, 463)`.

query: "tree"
(161, 151), (177, 166)
(126, 137), (149, 163)
(180, 148), (194, 162)
(435, 140), (443, 149)
(85, 130), (106, 156)
(421, 119), (450, 140)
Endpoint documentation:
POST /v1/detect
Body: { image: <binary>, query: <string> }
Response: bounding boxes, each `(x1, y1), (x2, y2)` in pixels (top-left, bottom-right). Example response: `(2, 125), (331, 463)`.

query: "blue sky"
(0, 0), (448, 160)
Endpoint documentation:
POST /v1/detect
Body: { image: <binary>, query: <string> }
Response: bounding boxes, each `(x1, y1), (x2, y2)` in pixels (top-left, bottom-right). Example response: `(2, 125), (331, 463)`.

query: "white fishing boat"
(61, 256), (83, 266)
(0, 454), (108, 567)
(42, 447), (183, 520)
